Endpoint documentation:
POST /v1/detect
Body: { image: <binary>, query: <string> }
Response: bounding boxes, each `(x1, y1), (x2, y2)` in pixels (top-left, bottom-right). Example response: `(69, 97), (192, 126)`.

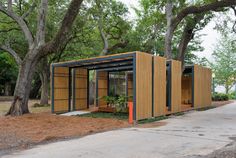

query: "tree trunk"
(177, 14), (204, 69)
(164, 1), (174, 59)
(225, 84), (229, 94)
(39, 60), (49, 105)
(6, 53), (39, 116)
(4, 82), (11, 96)
(177, 24), (194, 71)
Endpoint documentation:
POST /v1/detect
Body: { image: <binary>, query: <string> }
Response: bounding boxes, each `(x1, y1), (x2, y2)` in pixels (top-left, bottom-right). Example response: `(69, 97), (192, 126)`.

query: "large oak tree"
(0, 0), (83, 116)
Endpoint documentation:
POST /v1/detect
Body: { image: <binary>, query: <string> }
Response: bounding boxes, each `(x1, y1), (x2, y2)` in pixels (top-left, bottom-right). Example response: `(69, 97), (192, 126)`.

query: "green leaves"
(0, 52), (18, 85)
(211, 33), (236, 93)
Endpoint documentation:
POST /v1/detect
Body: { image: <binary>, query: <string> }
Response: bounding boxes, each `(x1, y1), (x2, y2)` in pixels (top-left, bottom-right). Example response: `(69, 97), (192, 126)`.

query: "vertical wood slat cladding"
(194, 65), (212, 108)
(74, 68), (88, 110)
(171, 60), (182, 113)
(153, 56), (166, 117)
(97, 71), (108, 107)
(136, 52), (152, 120)
(194, 65), (201, 108)
(181, 76), (192, 104)
(53, 67), (69, 113)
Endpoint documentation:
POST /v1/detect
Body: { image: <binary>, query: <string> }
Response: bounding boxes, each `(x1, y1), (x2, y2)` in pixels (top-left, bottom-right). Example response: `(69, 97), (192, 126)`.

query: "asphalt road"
(3, 101), (236, 158)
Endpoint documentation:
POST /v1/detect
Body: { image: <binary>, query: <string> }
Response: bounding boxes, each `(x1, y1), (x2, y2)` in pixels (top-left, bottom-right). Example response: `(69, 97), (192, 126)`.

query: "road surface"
(3, 101), (236, 158)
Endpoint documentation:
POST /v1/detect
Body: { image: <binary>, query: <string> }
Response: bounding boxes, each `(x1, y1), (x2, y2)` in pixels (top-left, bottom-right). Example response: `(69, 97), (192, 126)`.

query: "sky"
(118, 0), (220, 62)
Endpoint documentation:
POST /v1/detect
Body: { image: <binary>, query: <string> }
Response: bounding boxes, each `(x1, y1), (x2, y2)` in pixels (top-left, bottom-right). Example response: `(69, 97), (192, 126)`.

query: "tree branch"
(107, 40), (129, 53)
(95, 0), (109, 55)
(0, 44), (22, 65)
(0, 2), (34, 46)
(172, 0), (236, 31)
(98, 19), (109, 55)
(177, 14), (205, 65)
(35, 0), (48, 46)
(231, 6), (236, 33)
(43, 0), (84, 55)
(21, 1), (37, 19)
(0, 27), (20, 33)
(7, 0), (13, 11)
(164, 0), (174, 59)
(164, 0), (236, 58)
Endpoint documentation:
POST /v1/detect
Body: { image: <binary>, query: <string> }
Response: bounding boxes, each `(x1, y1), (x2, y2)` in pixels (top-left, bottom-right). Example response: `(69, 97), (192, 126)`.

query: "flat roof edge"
(52, 52), (136, 67)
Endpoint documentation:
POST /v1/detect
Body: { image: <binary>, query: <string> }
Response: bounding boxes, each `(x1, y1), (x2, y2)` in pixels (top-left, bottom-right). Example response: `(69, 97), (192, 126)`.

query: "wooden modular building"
(51, 52), (212, 121)
(181, 65), (212, 108)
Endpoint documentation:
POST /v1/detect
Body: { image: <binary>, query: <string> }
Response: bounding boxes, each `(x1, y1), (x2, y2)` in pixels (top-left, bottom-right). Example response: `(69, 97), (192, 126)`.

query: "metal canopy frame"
(51, 52), (137, 120)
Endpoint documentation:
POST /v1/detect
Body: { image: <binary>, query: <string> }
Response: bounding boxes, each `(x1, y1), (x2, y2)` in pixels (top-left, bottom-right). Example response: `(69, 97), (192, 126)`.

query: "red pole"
(128, 102), (133, 124)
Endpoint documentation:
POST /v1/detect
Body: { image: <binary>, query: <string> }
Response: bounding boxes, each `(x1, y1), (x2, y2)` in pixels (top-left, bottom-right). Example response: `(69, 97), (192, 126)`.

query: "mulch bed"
(0, 113), (130, 155)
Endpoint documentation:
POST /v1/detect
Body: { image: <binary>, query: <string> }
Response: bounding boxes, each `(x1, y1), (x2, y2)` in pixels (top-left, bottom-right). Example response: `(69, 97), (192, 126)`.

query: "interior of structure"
(181, 67), (193, 108)
(95, 70), (133, 112)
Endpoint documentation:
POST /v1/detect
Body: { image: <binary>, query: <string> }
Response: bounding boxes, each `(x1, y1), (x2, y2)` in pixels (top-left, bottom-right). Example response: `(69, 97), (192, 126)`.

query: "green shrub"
(212, 93), (229, 101)
(100, 95), (131, 113)
(102, 96), (116, 106)
(229, 92), (236, 100)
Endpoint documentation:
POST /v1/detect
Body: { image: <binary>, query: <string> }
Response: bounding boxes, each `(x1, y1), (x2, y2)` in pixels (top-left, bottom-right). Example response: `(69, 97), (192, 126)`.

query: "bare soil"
(137, 121), (167, 128)
(0, 113), (130, 155)
(192, 141), (236, 158)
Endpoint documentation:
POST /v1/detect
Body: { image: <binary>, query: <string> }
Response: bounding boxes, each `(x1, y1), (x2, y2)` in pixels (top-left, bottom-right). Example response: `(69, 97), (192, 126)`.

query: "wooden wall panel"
(136, 52), (152, 120)
(194, 65), (200, 108)
(194, 65), (212, 108)
(181, 76), (192, 104)
(52, 67), (69, 113)
(171, 60), (182, 113)
(205, 68), (212, 106)
(153, 56), (166, 117)
(97, 71), (108, 107)
(74, 68), (88, 110)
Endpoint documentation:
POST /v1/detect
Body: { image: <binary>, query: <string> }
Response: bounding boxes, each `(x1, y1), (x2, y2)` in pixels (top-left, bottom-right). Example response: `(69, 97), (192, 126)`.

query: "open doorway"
(181, 66), (193, 109)
(95, 70), (133, 112)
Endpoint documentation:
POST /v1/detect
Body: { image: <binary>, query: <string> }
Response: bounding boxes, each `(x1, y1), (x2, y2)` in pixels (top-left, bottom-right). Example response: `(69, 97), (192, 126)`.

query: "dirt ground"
(0, 113), (130, 155)
(193, 138), (236, 158)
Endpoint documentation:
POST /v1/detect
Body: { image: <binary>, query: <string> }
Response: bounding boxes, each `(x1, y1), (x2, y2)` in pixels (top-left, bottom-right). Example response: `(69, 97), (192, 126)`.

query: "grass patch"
(79, 112), (128, 120)
(138, 116), (168, 124)
(196, 106), (216, 111)
(30, 106), (51, 113)
(173, 112), (185, 116)
(32, 103), (50, 108)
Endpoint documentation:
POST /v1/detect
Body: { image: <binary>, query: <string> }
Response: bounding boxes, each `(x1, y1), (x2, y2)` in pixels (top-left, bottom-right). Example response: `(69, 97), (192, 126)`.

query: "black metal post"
(68, 67), (72, 112)
(87, 69), (90, 109)
(95, 71), (98, 107)
(133, 53), (136, 121)
(72, 69), (76, 110)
